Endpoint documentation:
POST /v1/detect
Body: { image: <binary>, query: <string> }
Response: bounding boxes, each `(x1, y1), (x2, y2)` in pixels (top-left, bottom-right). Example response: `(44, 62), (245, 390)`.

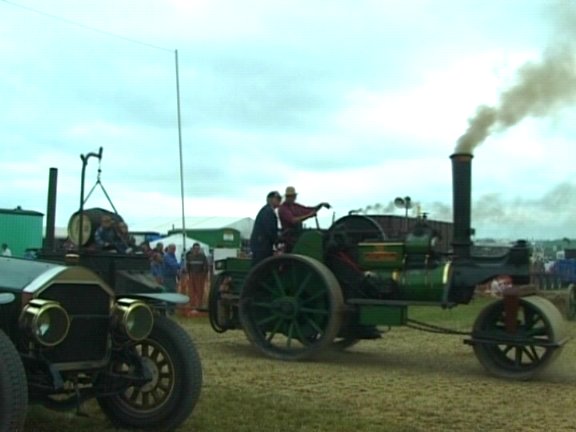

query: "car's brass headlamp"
(20, 299), (70, 347)
(113, 298), (154, 341)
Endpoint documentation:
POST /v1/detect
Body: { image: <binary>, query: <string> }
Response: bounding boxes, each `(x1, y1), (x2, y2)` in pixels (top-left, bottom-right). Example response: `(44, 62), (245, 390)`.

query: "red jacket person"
(278, 186), (330, 252)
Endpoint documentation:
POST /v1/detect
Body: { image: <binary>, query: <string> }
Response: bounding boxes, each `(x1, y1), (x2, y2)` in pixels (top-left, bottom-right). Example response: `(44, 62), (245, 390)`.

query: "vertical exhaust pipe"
(44, 167), (58, 251)
(450, 153), (474, 259)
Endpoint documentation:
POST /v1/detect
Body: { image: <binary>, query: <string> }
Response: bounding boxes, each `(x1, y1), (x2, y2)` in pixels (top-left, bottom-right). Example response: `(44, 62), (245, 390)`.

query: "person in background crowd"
(250, 190), (282, 266)
(153, 242), (165, 256)
(139, 241), (153, 258)
(162, 244), (180, 314)
(115, 221), (136, 253)
(1, 243), (12, 256)
(185, 242), (209, 315)
(489, 275), (513, 297)
(278, 186), (331, 252)
(24, 249), (37, 260)
(150, 252), (164, 284)
(94, 215), (119, 250)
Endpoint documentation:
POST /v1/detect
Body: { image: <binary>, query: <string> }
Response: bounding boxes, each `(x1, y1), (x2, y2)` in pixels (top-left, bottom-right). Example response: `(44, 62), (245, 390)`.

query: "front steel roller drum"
(472, 296), (567, 380)
(239, 254), (344, 361)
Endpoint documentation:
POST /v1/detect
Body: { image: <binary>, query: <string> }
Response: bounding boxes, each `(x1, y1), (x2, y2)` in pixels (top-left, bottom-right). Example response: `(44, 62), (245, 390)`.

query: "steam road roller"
(209, 153), (568, 381)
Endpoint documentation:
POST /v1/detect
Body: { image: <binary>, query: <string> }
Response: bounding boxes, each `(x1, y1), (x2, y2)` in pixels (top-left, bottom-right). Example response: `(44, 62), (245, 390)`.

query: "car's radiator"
(38, 282), (111, 368)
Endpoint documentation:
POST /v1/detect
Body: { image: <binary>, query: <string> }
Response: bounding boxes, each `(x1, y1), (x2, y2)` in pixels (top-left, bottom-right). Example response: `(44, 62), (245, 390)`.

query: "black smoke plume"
(456, 3), (576, 153)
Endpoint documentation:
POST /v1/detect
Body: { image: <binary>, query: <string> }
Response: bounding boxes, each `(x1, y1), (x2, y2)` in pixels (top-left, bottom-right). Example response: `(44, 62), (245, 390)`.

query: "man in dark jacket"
(250, 191), (282, 266)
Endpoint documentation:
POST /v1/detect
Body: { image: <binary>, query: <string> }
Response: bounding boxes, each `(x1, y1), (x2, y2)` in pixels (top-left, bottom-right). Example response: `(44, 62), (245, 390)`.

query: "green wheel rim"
(239, 255), (343, 360)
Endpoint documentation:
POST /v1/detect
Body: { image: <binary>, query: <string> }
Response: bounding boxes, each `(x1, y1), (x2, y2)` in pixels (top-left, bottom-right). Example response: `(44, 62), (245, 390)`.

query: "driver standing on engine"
(278, 186), (331, 252)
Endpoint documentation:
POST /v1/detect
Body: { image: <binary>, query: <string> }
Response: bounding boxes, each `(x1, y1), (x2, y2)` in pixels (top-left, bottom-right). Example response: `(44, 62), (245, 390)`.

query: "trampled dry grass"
(23, 300), (576, 432)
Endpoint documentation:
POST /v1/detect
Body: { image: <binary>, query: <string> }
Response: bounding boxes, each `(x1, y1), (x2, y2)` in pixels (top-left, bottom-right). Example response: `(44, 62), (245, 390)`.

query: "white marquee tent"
(129, 216), (254, 239)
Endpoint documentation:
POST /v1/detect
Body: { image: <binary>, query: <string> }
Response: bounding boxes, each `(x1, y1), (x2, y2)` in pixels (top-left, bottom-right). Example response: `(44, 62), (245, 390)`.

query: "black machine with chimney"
(39, 147), (162, 295)
(450, 153), (474, 260)
(446, 152), (532, 304)
(206, 150), (569, 381)
(0, 148), (203, 430)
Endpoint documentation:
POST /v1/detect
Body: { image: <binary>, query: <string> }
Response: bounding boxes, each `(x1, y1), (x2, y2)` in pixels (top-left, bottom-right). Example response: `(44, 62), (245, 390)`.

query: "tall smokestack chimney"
(451, 153), (474, 259)
(44, 167), (58, 251)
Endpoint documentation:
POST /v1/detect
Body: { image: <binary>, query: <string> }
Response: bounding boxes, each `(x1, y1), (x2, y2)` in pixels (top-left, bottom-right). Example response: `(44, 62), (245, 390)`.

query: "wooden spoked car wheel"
(97, 316), (202, 430)
(471, 296), (566, 380)
(239, 255), (344, 361)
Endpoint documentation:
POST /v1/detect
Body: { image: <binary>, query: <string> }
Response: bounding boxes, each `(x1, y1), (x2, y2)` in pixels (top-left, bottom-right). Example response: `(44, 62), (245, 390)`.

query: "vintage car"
(0, 255), (202, 432)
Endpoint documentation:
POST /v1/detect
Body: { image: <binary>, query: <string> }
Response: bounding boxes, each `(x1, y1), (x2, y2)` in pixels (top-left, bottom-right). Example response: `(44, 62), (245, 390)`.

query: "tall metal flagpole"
(175, 49), (187, 255)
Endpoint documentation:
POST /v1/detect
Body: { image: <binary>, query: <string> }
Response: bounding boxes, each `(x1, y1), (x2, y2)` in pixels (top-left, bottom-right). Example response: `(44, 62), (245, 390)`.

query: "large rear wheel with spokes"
(239, 255), (344, 361)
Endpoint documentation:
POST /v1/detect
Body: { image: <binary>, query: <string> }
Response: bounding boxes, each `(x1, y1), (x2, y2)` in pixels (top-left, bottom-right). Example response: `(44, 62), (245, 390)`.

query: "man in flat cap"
(278, 186), (331, 252)
(250, 191), (282, 266)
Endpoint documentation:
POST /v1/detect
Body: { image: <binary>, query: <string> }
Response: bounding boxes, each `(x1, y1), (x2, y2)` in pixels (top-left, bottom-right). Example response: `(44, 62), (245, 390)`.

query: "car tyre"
(0, 330), (28, 432)
(98, 315), (202, 431)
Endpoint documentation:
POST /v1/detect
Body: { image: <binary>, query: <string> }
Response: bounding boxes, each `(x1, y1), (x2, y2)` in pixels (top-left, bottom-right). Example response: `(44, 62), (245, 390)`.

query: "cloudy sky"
(1, 0), (576, 240)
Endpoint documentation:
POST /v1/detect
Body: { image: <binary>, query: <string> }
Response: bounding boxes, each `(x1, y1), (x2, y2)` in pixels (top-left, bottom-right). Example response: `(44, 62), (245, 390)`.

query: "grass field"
(23, 299), (576, 432)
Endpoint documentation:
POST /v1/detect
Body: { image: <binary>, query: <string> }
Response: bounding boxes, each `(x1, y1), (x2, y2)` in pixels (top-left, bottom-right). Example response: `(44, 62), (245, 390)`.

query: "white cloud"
(1, 0), (575, 240)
